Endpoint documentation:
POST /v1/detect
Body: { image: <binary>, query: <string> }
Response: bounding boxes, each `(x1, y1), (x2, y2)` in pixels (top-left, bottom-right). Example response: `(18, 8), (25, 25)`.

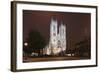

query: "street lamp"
(24, 42), (28, 46)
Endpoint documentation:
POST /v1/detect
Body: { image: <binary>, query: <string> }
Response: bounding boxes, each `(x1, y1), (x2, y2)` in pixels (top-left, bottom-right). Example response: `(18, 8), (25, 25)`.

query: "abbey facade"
(43, 17), (66, 55)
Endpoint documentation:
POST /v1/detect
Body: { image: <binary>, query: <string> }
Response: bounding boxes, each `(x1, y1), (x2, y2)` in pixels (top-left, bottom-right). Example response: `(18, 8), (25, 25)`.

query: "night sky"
(23, 10), (91, 50)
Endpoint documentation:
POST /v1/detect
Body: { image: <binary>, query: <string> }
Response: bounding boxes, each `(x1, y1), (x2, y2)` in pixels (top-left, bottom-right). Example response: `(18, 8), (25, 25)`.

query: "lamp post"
(24, 42), (28, 57)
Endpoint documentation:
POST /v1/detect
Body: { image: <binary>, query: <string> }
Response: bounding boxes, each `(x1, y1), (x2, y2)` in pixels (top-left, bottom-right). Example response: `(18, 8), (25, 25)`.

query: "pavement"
(23, 56), (89, 63)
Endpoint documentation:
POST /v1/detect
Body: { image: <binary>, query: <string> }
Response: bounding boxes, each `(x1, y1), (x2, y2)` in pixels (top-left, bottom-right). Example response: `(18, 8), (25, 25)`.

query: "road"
(23, 56), (88, 62)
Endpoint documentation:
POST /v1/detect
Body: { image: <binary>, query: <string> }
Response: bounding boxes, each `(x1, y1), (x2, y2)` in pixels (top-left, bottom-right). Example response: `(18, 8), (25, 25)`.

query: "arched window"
(53, 25), (55, 31)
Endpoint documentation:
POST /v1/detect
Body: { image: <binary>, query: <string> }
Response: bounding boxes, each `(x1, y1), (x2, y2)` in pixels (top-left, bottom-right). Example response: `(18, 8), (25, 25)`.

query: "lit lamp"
(24, 42), (28, 46)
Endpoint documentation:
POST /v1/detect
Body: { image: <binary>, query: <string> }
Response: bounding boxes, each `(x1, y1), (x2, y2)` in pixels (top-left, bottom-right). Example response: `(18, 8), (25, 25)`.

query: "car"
(31, 52), (38, 56)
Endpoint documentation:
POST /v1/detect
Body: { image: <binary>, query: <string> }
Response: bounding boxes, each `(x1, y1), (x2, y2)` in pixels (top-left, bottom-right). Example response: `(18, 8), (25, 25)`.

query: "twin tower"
(44, 17), (66, 55)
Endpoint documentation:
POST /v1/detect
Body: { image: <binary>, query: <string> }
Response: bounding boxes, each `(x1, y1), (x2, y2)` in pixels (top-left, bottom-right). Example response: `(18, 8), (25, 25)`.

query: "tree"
(27, 30), (47, 54)
(75, 38), (90, 57)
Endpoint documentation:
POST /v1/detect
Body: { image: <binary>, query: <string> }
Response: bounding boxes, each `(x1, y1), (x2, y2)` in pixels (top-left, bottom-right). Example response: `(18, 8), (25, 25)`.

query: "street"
(23, 56), (89, 62)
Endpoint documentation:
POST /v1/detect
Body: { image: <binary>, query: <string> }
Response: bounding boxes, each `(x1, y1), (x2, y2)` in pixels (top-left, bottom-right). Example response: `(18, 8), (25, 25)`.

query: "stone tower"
(45, 17), (66, 55)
